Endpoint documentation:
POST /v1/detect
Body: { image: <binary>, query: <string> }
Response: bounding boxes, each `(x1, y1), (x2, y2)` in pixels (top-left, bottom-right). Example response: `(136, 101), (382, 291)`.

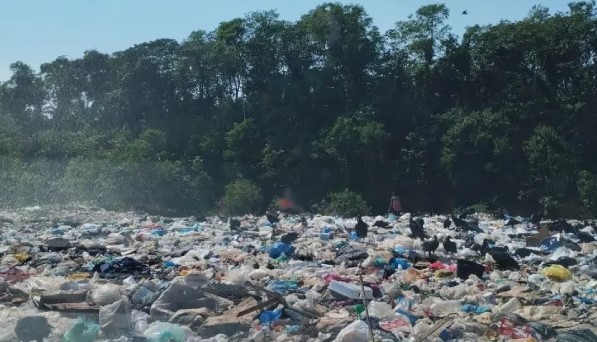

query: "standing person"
(388, 191), (402, 216)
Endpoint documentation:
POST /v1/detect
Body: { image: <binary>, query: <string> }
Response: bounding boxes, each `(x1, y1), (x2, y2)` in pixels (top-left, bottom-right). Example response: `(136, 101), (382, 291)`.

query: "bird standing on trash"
(409, 216), (426, 240)
(229, 218), (241, 230)
(373, 220), (390, 228)
(530, 212), (541, 224)
(423, 236), (439, 257)
(480, 239), (508, 256)
(355, 216), (368, 240)
(488, 248), (520, 270)
(267, 212), (280, 239)
(443, 236), (457, 255)
(443, 217), (451, 229)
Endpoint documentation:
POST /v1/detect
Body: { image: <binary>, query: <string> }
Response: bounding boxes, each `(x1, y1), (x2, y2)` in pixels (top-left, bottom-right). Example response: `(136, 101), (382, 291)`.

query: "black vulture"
(453, 215), (484, 233)
(550, 218), (576, 234)
(423, 236), (439, 257)
(505, 216), (522, 226)
(229, 218), (241, 230)
(373, 220), (390, 228)
(515, 248), (547, 258)
(280, 232), (299, 244)
(577, 231), (595, 243)
(443, 236), (457, 255)
(480, 239), (509, 256)
(530, 213), (542, 225)
(409, 216), (426, 240)
(462, 10), (468, 15)
(266, 213), (280, 225)
(355, 216), (369, 239)
(458, 208), (475, 219)
(489, 249), (520, 270)
(550, 256), (577, 268)
(464, 235), (482, 254)
(464, 220), (484, 233)
(443, 217), (452, 229)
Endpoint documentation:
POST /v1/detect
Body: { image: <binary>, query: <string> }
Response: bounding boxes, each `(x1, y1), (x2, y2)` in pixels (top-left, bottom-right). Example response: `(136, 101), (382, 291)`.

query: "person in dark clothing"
(388, 191), (402, 216)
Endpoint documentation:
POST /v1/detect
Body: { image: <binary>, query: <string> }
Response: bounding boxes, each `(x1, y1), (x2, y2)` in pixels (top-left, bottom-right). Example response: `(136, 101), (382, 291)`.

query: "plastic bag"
(368, 301), (395, 319)
(90, 283), (121, 305)
(144, 322), (186, 342)
(63, 319), (100, 342)
(542, 264), (572, 282)
(99, 297), (132, 336)
(334, 320), (370, 342)
(269, 242), (295, 258)
(259, 309), (282, 324)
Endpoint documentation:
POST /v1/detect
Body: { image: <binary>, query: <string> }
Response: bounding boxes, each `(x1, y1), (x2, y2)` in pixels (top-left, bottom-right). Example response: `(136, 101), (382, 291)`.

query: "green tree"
(220, 179), (263, 215)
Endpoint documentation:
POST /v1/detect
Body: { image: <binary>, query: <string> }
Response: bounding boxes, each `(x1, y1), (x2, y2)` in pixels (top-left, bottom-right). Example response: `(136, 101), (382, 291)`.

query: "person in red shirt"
(388, 191), (402, 215)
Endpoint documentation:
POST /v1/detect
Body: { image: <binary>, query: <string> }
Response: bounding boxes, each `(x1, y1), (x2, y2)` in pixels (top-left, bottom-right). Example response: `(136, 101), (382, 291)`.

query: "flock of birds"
(358, 209), (596, 272)
(225, 208), (596, 273)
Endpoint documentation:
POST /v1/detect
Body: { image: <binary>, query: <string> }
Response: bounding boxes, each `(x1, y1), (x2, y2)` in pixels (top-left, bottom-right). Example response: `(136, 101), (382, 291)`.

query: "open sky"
(0, 0), (572, 81)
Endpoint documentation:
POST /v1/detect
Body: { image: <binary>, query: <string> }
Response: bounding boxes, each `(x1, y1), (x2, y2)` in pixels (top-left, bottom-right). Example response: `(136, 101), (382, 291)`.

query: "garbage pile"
(0, 204), (597, 341)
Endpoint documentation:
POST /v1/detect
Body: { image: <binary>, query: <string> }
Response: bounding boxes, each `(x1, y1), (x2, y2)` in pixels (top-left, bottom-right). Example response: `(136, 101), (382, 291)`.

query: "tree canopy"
(1, 2), (596, 218)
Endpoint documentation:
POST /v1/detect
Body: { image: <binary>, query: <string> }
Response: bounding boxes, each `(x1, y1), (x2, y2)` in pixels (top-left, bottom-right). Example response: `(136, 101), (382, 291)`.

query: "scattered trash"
(0, 205), (594, 340)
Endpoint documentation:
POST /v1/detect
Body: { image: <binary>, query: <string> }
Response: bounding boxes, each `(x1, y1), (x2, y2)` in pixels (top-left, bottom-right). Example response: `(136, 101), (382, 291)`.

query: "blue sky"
(0, 0), (572, 81)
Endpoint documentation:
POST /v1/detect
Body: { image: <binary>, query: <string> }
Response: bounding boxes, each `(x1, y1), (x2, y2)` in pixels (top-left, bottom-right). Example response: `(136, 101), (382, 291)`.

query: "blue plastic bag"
(461, 304), (491, 314)
(152, 228), (166, 237)
(269, 242), (295, 258)
(259, 309), (282, 324)
(390, 258), (410, 270)
(349, 231), (359, 241)
(539, 235), (560, 252)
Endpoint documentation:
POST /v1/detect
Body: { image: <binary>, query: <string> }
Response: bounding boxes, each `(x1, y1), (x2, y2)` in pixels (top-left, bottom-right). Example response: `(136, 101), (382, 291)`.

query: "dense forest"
(1, 2), (596, 218)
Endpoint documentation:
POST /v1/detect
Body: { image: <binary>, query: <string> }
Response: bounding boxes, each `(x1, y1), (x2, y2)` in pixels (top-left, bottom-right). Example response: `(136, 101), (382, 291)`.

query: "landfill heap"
(0, 205), (597, 341)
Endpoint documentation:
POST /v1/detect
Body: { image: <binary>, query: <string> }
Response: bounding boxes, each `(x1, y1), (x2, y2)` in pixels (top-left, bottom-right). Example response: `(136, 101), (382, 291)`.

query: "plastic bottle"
(132, 310), (150, 335)
(496, 298), (521, 314)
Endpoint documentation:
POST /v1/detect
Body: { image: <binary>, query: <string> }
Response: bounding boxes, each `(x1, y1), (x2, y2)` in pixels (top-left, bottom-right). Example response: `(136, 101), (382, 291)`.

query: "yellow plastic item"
(67, 272), (91, 280)
(542, 264), (572, 282)
(180, 269), (190, 276)
(14, 253), (30, 263)
(434, 270), (455, 279)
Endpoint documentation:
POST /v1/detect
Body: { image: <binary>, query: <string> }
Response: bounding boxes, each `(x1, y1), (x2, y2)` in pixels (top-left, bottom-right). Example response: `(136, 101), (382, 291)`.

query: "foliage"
(320, 189), (370, 217)
(220, 179), (263, 215)
(0, 2), (596, 216)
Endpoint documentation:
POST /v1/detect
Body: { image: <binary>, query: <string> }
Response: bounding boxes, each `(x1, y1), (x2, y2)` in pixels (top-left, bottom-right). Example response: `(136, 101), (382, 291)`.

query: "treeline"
(1, 2), (597, 217)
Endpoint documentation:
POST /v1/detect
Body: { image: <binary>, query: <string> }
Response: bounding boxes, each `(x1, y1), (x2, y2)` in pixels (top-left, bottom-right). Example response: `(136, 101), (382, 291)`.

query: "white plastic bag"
(334, 320), (370, 342)
(90, 283), (121, 306)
